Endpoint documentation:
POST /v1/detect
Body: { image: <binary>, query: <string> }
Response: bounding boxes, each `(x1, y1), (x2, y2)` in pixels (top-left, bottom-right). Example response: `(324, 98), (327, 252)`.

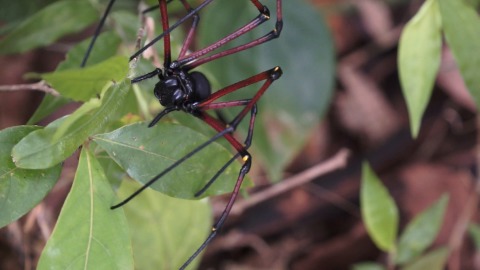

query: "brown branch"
(0, 81), (60, 96)
(231, 148), (351, 216)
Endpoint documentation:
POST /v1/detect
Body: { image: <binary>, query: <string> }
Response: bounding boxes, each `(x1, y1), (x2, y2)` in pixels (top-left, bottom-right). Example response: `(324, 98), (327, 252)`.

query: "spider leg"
(194, 102), (255, 197)
(157, 0), (172, 66)
(110, 125), (234, 210)
(179, 150), (250, 270)
(129, 0), (214, 61)
(111, 67), (281, 207)
(191, 66), (282, 195)
(177, 0), (200, 59)
(81, 0), (116, 67)
(180, 0), (283, 70)
(179, 67), (282, 269)
(81, 0), (177, 66)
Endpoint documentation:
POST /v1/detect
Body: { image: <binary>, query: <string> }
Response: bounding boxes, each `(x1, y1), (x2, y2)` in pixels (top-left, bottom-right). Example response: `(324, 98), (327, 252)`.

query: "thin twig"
(0, 81), (59, 96)
(231, 148), (351, 216)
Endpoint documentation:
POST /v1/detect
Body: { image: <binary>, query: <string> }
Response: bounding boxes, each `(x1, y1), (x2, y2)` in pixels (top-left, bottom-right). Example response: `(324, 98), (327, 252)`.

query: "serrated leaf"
(398, 0), (442, 137)
(37, 148), (133, 270)
(42, 56), (129, 102)
(198, 0), (335, 181)
(12, 81), (131, 169)
(402, 247), (449, 270)
(93, 122), (250, 199)
(396, 194), (448, 265)
(361, 162), (399, 252)
(0, 1), (98, 55)
(439, 0), (480, 108)
(118, 179), (211, 270)
(0, 126), (61, 228)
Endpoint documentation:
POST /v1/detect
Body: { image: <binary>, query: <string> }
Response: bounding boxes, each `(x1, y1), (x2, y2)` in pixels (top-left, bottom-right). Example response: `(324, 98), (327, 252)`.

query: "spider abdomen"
(190, 71), (211, 102)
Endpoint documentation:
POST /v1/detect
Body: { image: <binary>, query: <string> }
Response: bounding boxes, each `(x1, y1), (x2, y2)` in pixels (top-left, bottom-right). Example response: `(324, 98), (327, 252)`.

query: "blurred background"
(1, 0), (479, 269)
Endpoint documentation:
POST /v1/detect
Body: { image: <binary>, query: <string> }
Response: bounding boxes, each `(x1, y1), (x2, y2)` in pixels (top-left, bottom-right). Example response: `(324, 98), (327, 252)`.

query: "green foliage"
(37, 148), (134, 270)
(361, 162), (399, 252)
(0, 1), (98, 55)
(402, 247), (449, 270)
(119, 180), (211, 270)
(360, 162), (449, 269)
(351, 262), (386, 270)
(398, 0), (442, 137)
(27, 32), (123, 125)
(12, 79), (130, 169)
(438, 0), (480, 106)
(468, 223), (480, 250)
(0, 0), (336, 268)
(398, 0), (480, 137)
(396, 195), (448, 265)
(93, 122), (250, 199)
(42, 56), (129, 102)
(0, 126), (61, 228)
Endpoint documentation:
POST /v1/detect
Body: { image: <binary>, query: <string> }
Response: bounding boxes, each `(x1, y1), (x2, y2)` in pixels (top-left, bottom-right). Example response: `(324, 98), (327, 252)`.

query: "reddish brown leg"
(198, 66), (282, 124)
(177, 0), (200, 58)
(112, 67), (282, 269)
(179, 0), (283, 70)
(179, 67), (282, 269)
(129, 0), (214, 61)
(158, 0), (171, 66)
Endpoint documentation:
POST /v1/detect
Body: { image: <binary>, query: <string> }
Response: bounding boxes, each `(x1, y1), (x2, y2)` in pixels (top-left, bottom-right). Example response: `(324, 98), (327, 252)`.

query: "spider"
(84, 0), (283, 268)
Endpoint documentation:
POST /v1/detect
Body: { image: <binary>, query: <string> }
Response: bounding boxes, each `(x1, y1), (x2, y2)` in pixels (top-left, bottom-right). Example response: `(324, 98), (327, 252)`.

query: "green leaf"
(0, 0), (56, 24)
(27, 32), (123, 125)
(26, 95), (70, 125)
(42, 56), (129, 102)
(351, 262), (387, 270)
(57, 31), (123, 71)
(198, 0), (335, 181)
(0, 126), (61, 228)
(361, 162), (399, 252)
(110, 11), (141, 44)
(402, 247), (449, 270)
(398, 0), (442, 137)
(12, 81), (131, 169)
(468, 223), (480, 250)
(52, 98), (102, 141)
(37, 148), (133, 270)
(396, 194), (449, 265)
(93, 122), (250, 199)
(439, 0), (480, 107)
(0, 1), (98, 55)
(118, 179), (211, 270)
(96, 151), (126, 190)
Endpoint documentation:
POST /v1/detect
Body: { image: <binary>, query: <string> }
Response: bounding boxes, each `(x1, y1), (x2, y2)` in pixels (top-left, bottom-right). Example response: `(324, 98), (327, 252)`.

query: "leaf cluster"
(0, 0), (335, 268)
(398, 0), (480, 137)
